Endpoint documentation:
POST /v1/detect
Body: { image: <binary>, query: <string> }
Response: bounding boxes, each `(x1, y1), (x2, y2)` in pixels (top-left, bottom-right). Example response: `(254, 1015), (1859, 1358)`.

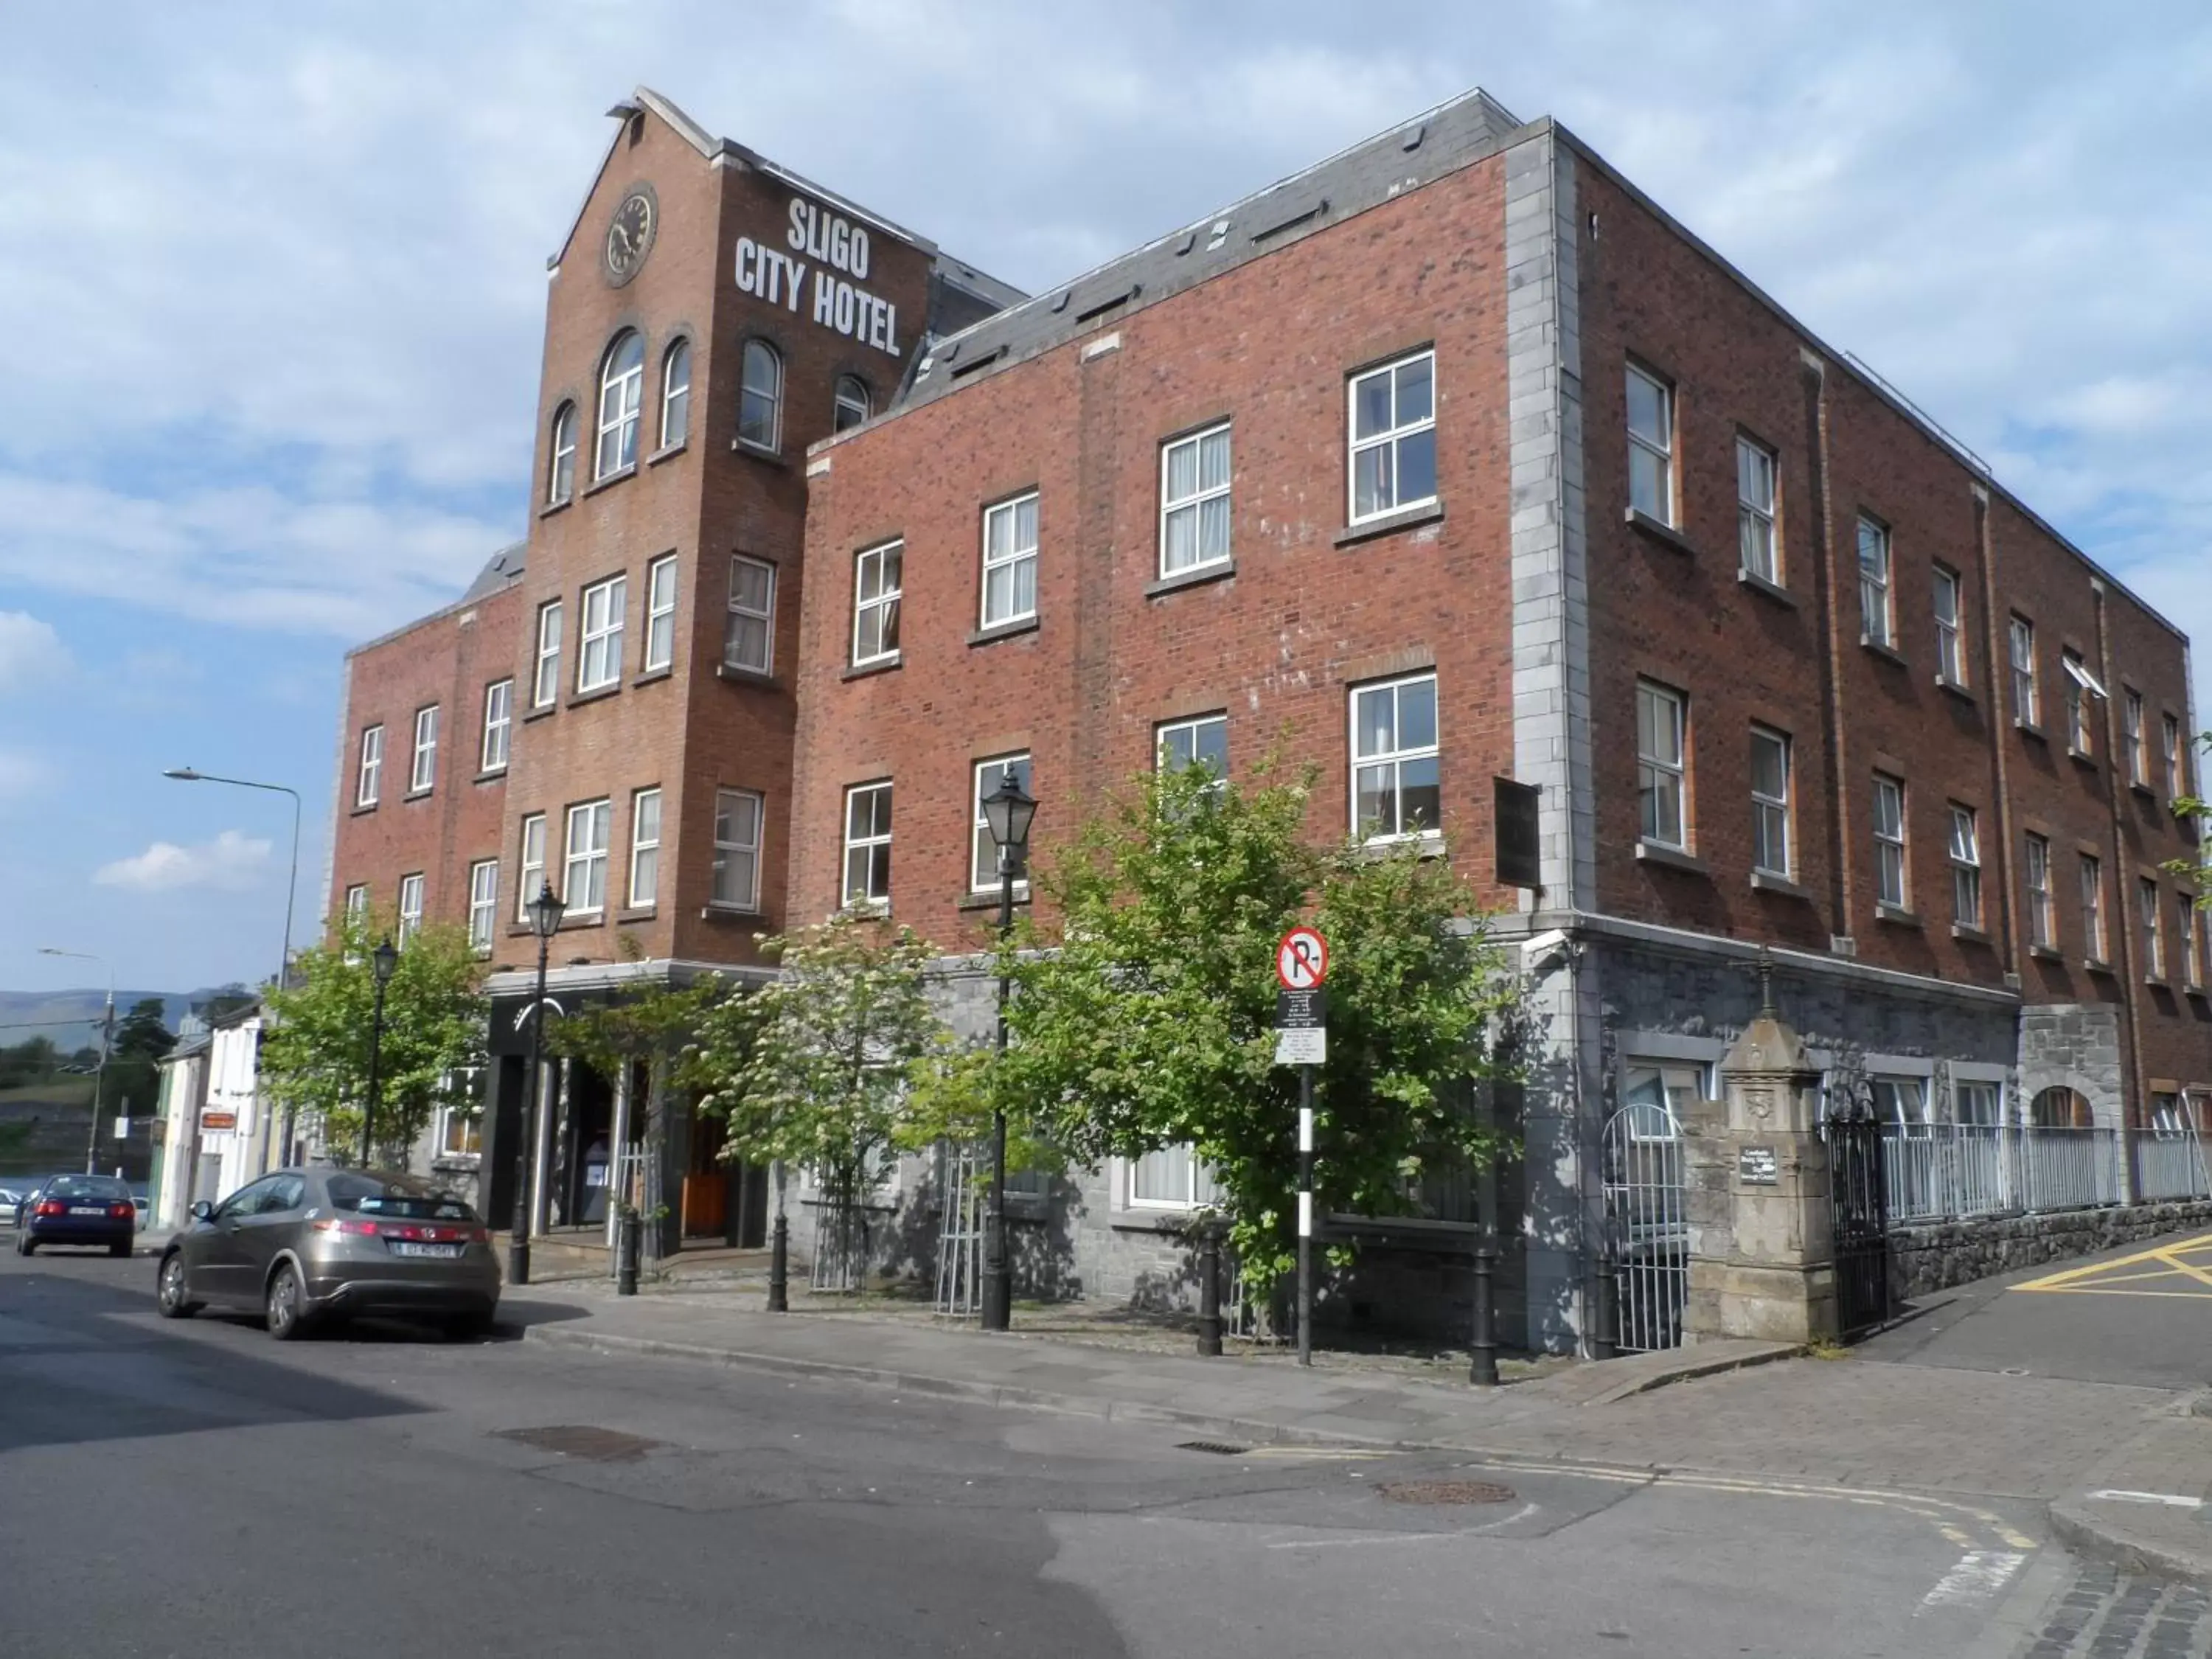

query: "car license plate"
(69, 1206), (105, 1216)
(389, 1242), (462, 1259)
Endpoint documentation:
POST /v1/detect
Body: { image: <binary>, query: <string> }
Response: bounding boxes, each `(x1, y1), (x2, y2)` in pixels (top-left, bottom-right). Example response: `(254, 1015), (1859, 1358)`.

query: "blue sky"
(4, 0), (2209, 996)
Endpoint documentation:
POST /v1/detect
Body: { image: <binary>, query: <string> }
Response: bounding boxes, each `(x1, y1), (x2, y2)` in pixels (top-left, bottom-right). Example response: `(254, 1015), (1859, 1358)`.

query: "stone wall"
(1890, 1199), (2212, 1300)
(2018, 1004), (2126, 1128)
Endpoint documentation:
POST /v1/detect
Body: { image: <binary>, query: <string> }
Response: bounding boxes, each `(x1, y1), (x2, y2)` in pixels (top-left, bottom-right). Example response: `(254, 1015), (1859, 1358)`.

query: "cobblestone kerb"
(1890, 1200), (2212, 1301)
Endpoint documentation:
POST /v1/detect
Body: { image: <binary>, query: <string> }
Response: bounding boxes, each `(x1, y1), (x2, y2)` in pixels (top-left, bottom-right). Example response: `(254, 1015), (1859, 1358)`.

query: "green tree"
(262, 909), (487, 1166)
(928, 758), (1520, 1296)
(100, 998), (176, 1121)
(2168, 729), (2211, 910)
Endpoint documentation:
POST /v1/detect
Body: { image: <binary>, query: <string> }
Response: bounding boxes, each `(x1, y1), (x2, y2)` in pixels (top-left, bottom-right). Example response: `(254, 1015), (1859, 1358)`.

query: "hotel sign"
(734, 197), (901, 359)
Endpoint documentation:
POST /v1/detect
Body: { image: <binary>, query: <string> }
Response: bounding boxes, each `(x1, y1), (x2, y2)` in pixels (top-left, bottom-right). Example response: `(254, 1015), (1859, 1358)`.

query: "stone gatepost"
(1681, 970), (1839, 1344)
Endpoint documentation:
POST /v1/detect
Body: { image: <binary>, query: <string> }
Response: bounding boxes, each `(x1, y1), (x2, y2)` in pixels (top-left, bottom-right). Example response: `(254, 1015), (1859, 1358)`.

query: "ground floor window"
(1126, 1144), (1220, 1209)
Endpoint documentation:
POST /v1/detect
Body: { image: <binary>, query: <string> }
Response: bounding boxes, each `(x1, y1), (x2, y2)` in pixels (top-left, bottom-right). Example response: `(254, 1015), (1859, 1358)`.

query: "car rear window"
(48, 1176), (129, 1200)
(326, 1173), (474, 1222)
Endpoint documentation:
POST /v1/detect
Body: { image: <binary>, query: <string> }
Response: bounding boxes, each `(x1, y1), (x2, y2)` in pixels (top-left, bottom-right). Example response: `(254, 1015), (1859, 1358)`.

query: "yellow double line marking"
(2013, 1231), (2212, 1296)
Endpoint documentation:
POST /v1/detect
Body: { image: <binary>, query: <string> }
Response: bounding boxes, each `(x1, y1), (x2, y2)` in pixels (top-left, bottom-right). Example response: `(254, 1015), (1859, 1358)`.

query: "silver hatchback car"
(156, 1168), (501, 1340)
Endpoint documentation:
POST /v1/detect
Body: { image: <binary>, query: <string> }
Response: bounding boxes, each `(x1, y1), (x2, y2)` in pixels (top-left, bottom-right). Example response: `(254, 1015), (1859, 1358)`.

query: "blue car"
(14, 1173), (136, 1257)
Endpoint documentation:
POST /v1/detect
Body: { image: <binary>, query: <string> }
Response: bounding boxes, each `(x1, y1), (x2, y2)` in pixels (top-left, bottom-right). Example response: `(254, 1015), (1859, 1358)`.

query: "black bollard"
(1468, 1236), (1499, 1387)
(1590, 1256), (1618, 1361)
(767, 1211), (790, 1312)
(1196, 1228), (1223, 1357)
(615, 1207), (640, 1296)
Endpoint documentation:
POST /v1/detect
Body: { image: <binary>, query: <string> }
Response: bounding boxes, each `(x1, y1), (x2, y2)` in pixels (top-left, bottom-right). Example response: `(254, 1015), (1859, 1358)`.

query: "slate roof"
(459, 542), (526, 604)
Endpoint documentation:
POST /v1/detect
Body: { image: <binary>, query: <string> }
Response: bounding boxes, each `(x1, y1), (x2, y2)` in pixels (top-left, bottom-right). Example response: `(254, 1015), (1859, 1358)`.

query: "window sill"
(582, 465), (636, 498)
(967, 616), (1040, 648)
(1360, 834), (1448, 860)
(1950, 922), (1992, 945)
(715, 663), (781, 689)
(2146, 975), (2172, 991)
(2085, 957), (2115, 975)
(522, 703), (558, 724)
(843, 654), (902, 682)
(2015, 719), (2047, 742)
(2187, 984), (2210, 1002)
(646, 441), (688, 468)
(700, 904), (764, 921)
(1334, 499), (1444, 548)
(730, 439), (789, 467)
(2066, 747), (2098, 769)
(1635, 841), (1708, 876)
(957, 889), (1032, 913)
(568, 684), (622, 709)
(473, 768), (507, 786)
(403, 787), (432, 803)
(538, 496), (573, 520)
(1861, 637), (1908, 669)
(1109, 1211), (1208, 1236)
(2131, 782), (2158, 801)
(1145, 560), (1235, 598)
(1737, 568), (1798, 609)
(1937, 677), (1976, 707)
(1877, 904), (1923, 928)
(614, 905), (657, 924)
(1623, 506), (1696, 557)
(2029, 944), (2064, 962)
(555, 911), (602, 932)
(349, 801), (378, 818)
(1749, 869), (1812, 900)
(838, 900), (891, 921)
(632, 667), (672, 689)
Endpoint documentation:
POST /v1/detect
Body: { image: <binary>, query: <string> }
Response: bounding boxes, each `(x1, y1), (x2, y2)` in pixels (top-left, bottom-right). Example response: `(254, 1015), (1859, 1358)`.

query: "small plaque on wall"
(1738, 1146), (1779, 1186)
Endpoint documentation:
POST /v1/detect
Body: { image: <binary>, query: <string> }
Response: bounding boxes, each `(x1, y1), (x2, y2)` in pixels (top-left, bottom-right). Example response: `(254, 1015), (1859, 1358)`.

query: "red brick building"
(328, 87), (2207, 1345)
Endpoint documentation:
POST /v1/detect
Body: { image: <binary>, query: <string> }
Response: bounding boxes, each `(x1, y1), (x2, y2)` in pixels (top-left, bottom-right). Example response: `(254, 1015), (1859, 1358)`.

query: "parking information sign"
(1273, 987), (1326, 1065)
(1276, 925), (1328, 991)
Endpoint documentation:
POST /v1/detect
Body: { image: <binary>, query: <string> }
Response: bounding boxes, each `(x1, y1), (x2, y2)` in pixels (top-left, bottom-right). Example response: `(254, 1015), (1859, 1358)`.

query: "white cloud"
(94, 830), (272, 892)
(0, 610), (70, 689)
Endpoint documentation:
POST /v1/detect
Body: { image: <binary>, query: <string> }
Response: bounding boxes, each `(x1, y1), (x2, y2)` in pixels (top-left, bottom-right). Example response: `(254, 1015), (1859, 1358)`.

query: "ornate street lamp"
(977, 771), (1035, 1332)
(509, 881), (566, 1287)
(361, 937), (399, 1166)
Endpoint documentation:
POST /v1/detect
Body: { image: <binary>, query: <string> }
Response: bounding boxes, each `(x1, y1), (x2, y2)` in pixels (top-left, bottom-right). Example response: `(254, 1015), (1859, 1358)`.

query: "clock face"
(603, 188), (656, 287)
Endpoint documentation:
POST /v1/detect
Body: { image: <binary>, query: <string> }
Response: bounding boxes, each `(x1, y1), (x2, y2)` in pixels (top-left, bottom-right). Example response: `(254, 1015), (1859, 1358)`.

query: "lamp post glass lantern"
(978, 772), (1034, 1332)
(509, 881), (566, 1287)
(361, 936), (398, 1166)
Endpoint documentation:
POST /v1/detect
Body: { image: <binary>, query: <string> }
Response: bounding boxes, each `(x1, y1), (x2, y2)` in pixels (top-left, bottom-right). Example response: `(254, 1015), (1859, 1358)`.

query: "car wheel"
(157, 1253), (201, 1319)
(15, 1234), (32, 1256)
(265, 1262), (310, 1341)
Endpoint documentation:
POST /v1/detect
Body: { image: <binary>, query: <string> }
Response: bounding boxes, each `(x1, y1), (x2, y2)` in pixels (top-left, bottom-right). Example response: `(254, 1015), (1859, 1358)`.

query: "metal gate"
(1826, 1107), (1892, 1336)
(933, 1141), (984, 1318)
(1600, 1099), (1687, 1352)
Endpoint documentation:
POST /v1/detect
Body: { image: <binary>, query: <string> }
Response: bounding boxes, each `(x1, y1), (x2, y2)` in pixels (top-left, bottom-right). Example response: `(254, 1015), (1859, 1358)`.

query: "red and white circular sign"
(1276, 926), (1329, 990)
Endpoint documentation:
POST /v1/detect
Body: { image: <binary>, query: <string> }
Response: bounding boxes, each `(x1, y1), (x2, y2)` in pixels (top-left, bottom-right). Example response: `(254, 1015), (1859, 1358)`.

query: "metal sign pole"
(1298, 1068), (1313, 1367)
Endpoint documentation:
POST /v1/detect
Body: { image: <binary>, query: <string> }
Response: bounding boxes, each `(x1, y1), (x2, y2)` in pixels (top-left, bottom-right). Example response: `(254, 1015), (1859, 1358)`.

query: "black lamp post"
(509, 880), (566, 1287)
(977, 770), (1035, 1332)
(361, 936), (399, 1167)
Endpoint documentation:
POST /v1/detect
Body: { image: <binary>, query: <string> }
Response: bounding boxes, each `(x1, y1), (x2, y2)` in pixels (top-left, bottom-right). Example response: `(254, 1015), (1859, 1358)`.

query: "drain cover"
(1177, 1440), (1251, 1456)
(494, 1425), (661, 1462)
(1374, 1478), (1515, 1506)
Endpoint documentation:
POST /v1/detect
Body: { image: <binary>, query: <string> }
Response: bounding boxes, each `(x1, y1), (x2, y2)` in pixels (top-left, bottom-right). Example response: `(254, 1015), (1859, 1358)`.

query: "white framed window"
(981, 492), (1040, 628)
(2152, 1091), (2187, 1138)
(1160, 423), (1231, 576)
(1349, 350), (1437, 524)
(547, 403), (577, 505)
(833, 374), (871, 434)
(2179, 894), (2200, 989)
(344, 883), (368, 921)
(2063, 653), (2093, 755)
(842, 782), (892, 909)
(1954, 1079), (2003, 1127)
(577, 575), (626, 694)
(410, 705), (438, 793)
(480, 680), (512, 773)
(356, 724), (383, 807)
(2163, 712), (2184, 799)
(1933, 566), (1964, 686)
(517, 813), (546, 920)
(2025, 832), (2054, 950)
(712, 787), (764, 911)
(1624, 364), (1674, 524)
(467, 860), (498, 953)
(1620, 1061), (1703, 1138)
(1157, 714), (1228, 781)
(658, 339), (690, 451)
(725, 555), (776, 675)
(2081, 854), (2107, 962)
(1127, 1144), (1221, 1211)
(2008, 616), (2038, 727)
(1736, 437), (1778, 582)
(437, 1102), (484, 1159)
(852, 541), (902, 666)
(1351, 672), (1441, 844)
(533, 600), (563, 709)
(737, 338), (782, 451)
(397, 872), (425, 945)
(628, 787), (661, 910)
(1872, 773), (1907, 910)
(1871, 1075), (1929, 1130)
(563, 799), (611, 916)
(2124, 689), (2146, 785)
(1637, 681), (1688, 849)
(970, 754), (1033, 893)
(643, 554), (678, 674)
(1950, 805), (1983, 930)
(1857, 515), (1893, 649)
(1750, 726), (1792, 877)
(595, 330), (644, 479)
(2142, 877), (2166, 980)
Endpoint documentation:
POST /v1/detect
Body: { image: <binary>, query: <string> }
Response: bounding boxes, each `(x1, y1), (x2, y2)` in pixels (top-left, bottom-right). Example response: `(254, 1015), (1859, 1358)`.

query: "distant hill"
(0, 987), (246, 1051)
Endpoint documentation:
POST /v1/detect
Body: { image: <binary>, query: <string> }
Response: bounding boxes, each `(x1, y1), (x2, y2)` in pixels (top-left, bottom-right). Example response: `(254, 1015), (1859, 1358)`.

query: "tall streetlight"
(361, 937), (398, 1166)
(164, 768), (302, 1176)
(976, 771), (1035, 1333)
(510, 880), (566, 1287)
(39, 947), (112, 1175)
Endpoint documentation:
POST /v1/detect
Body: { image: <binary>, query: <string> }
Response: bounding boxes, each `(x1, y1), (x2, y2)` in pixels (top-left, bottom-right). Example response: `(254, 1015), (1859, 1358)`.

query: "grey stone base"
(1890, 1200), (2212, 1301)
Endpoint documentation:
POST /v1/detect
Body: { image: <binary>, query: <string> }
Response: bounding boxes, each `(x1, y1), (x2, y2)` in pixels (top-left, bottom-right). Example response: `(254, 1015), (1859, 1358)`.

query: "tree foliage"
(262, 909), (487, 1166)
(925, 759), (1520, 1294)
(2167, 728), (2211, 905)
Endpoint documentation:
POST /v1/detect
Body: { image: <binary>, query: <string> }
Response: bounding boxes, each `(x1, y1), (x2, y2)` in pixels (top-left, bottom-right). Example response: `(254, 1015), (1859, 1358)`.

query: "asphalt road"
(0, 1248), (2084, 1658)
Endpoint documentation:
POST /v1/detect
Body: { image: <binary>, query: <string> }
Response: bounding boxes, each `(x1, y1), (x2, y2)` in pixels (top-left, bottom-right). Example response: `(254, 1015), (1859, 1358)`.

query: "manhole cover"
(493, 1425), (661, 1462)
(1374, 1478), (1515, 1506)
(1177, 1439), (1251, 1456)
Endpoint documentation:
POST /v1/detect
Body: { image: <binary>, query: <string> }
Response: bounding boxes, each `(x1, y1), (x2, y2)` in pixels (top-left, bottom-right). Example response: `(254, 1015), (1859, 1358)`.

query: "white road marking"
(2086, 1489), (2204, 1507)
(1264, 1503), (1539, 1548)
(1919, 1550), (2027, 1612)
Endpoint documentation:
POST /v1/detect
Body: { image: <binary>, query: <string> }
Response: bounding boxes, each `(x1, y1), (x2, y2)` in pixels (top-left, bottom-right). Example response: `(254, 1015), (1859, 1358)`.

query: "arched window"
(595, 330), (644, 479)
(659, 338), (691, 451)
(2030, 1085), (2091, 1129)
(737, 338), (782, 451)
(833, 374), (872, 434)
(547, 403), (577, 505)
